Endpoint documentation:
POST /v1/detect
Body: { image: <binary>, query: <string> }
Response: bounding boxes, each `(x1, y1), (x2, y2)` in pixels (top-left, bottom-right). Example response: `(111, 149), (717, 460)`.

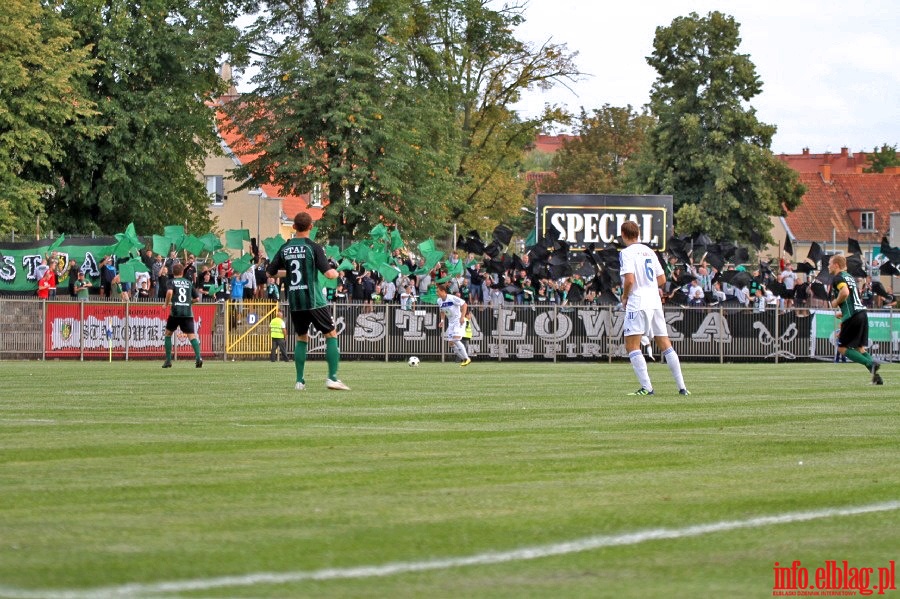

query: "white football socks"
(629, 350), (652, 391)
(662, 347), (686, 390)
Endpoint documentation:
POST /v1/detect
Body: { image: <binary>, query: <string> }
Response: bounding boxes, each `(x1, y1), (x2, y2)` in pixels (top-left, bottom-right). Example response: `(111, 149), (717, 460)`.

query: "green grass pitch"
(0, 359), (897, 598)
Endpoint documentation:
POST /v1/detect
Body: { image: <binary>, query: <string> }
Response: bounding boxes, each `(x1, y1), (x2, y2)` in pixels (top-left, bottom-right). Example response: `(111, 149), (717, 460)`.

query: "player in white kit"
(437, 283), (472, 367)
(618, 220), (689, 396)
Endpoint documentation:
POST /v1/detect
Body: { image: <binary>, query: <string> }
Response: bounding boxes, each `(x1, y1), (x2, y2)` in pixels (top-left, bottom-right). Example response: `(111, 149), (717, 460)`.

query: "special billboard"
(535, 194), (674, 251)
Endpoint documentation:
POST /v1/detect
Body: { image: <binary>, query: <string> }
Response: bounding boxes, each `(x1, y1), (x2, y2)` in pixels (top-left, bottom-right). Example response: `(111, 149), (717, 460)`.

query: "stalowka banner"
(0, 238), (118, 294)
(44, 303), (218, 358)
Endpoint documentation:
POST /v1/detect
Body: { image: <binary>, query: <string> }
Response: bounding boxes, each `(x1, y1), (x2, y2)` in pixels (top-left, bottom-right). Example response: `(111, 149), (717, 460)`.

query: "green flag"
(199, 233), (223, 252)
(364, 247), (389, 271)
(153, 235), (174, 256)
(212, 251), (231, 265)
(377, 264), (400, 282)
(130, 260), (149, 273)
(525, 228), (537, 248)
(447, 259), (464, 276)
(262, 235), (286, 260)
(111, 222), (143, 256)
(231, 255), (253, 274)
(324, 244), (341, 260)
(418, 239), (436, 254)
(225, 229), (250, 250)
(390, 229), (404, 250)
(369, 223), (388, 242)
(341, 241), (369, 262)
(414, 250), (444, 275)
(335, 259), (354, 271)
(110, 224), (143, 258)
(181, 235), (206, 257)
(47, 234), (66, 254)
(318, 272), (338, 289)
(435, 274), (453, 283)
(164, 225), (185, 249)
(309, 226), (318, 242)
(118, 262), (137, 283)
(419, 288), (438, 305)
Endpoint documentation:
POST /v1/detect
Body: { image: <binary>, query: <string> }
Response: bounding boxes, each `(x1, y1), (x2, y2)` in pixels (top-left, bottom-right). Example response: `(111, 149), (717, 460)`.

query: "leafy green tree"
(542, 104), (654, 194)
(863, 143), (899, 173)
(0, 0), (99, 237)
(231, 0), (460, 241)
(626, 11), (804, 244)
(40, 0), (246, 235)
(428, 1), (576, 233)
(231, 0), (577, 242)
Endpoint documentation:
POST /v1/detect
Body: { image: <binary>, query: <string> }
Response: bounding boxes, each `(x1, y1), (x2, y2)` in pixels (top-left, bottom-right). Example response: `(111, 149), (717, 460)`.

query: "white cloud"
(509, 0), (900, 153)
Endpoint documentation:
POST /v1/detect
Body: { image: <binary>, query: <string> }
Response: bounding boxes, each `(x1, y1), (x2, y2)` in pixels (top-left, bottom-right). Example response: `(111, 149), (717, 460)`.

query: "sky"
(508, 0), (899, 155)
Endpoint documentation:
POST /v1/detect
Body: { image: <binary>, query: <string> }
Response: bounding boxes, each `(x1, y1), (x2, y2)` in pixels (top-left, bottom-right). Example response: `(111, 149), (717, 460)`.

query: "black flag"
(783, 236), (793, 256)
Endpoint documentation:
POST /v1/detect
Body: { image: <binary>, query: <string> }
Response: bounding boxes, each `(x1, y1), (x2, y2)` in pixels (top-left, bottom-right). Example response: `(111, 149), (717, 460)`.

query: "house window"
(206, 175), (224, 204)
(309, 182), (323, 207)
(860, 211), (875, 232)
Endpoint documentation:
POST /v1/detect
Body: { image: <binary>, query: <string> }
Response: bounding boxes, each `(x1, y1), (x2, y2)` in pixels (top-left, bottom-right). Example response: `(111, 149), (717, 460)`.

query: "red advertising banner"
(45, 303), (217, 358)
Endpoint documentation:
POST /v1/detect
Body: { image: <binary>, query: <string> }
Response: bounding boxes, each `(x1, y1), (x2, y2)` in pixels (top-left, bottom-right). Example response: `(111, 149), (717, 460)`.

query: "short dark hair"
(293, 212), (313, 232)
(173, 263), (185, 277)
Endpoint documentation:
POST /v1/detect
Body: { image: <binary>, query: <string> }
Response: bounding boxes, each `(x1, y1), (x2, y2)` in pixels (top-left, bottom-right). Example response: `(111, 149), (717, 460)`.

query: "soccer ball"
(407, 356), (420, 367)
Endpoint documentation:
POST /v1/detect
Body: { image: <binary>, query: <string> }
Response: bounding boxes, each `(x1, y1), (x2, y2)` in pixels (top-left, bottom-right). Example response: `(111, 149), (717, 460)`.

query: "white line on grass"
(0, 500), (897, 599)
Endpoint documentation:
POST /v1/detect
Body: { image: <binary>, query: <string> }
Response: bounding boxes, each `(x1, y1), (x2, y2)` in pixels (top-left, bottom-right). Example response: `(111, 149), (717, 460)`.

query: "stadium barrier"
(1, 298), (896, 363)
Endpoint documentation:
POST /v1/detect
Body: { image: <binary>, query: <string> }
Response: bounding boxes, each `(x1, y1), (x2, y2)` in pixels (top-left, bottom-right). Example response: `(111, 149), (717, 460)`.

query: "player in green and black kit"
(162, 263), (203, 368)
(267, 212), (349, 391)
(828, 254), (883, 385)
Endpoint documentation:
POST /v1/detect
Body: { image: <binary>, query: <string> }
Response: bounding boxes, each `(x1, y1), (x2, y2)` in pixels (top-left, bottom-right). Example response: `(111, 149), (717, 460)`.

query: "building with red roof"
(767, 153), (899, 283)
(776, 146), (875, 175)
(199, 65), (323, 249)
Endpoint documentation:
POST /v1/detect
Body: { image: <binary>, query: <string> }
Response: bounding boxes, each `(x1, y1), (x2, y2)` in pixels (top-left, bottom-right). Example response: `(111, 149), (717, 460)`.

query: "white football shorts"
(445, 321), (465, 341)
(623, 308), (669, 338)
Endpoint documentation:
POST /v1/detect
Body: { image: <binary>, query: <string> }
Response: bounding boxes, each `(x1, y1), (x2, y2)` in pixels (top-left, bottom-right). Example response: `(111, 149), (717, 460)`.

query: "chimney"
(219, 62), (238, 98)
(840, 147), (848, 157)
(802, 147), (810, 156)
(820, 164), (832, 182)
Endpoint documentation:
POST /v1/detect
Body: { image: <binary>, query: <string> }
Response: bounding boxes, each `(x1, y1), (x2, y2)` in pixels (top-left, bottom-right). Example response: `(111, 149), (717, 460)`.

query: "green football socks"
(844, 348), (873, 369)
(164, 336), (172, 362)
(294, 340), (307, 384)
(326, 337), (340, 381)
(190, 339), (201, 360)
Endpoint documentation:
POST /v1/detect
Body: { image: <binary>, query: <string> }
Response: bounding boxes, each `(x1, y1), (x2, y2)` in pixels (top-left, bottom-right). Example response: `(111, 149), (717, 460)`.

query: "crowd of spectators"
(26, 243), (898, 312)
(30, 248), (272, 304)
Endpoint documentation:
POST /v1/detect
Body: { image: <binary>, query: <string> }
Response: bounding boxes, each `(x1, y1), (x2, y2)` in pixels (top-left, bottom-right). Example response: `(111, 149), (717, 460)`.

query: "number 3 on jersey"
(289, 261), (304, 286)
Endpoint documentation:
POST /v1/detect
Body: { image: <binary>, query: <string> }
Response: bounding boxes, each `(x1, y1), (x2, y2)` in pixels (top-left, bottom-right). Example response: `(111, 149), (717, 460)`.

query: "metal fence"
(3, 298), (897, 363)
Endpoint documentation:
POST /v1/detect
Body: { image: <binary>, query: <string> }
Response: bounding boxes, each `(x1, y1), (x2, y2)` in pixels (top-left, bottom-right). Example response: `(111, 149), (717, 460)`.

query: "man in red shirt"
(37, 270), (52, 299)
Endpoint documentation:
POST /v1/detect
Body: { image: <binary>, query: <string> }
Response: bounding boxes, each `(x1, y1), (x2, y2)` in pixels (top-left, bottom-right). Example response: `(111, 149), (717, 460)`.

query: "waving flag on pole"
(225, 229), (250, 250)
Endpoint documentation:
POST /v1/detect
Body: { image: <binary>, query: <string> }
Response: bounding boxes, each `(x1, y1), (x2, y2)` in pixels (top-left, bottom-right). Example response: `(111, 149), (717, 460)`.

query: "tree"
(626, 11), (804, 244)
(230, 0), (459, 241)
(40, 0), (247, 235)
(231, 0), (578, 242)
(424, 1), (576, 233)
(0, 0), (99, 237)
(863, 143), (899, 173)
(542, 104), (654, 194)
